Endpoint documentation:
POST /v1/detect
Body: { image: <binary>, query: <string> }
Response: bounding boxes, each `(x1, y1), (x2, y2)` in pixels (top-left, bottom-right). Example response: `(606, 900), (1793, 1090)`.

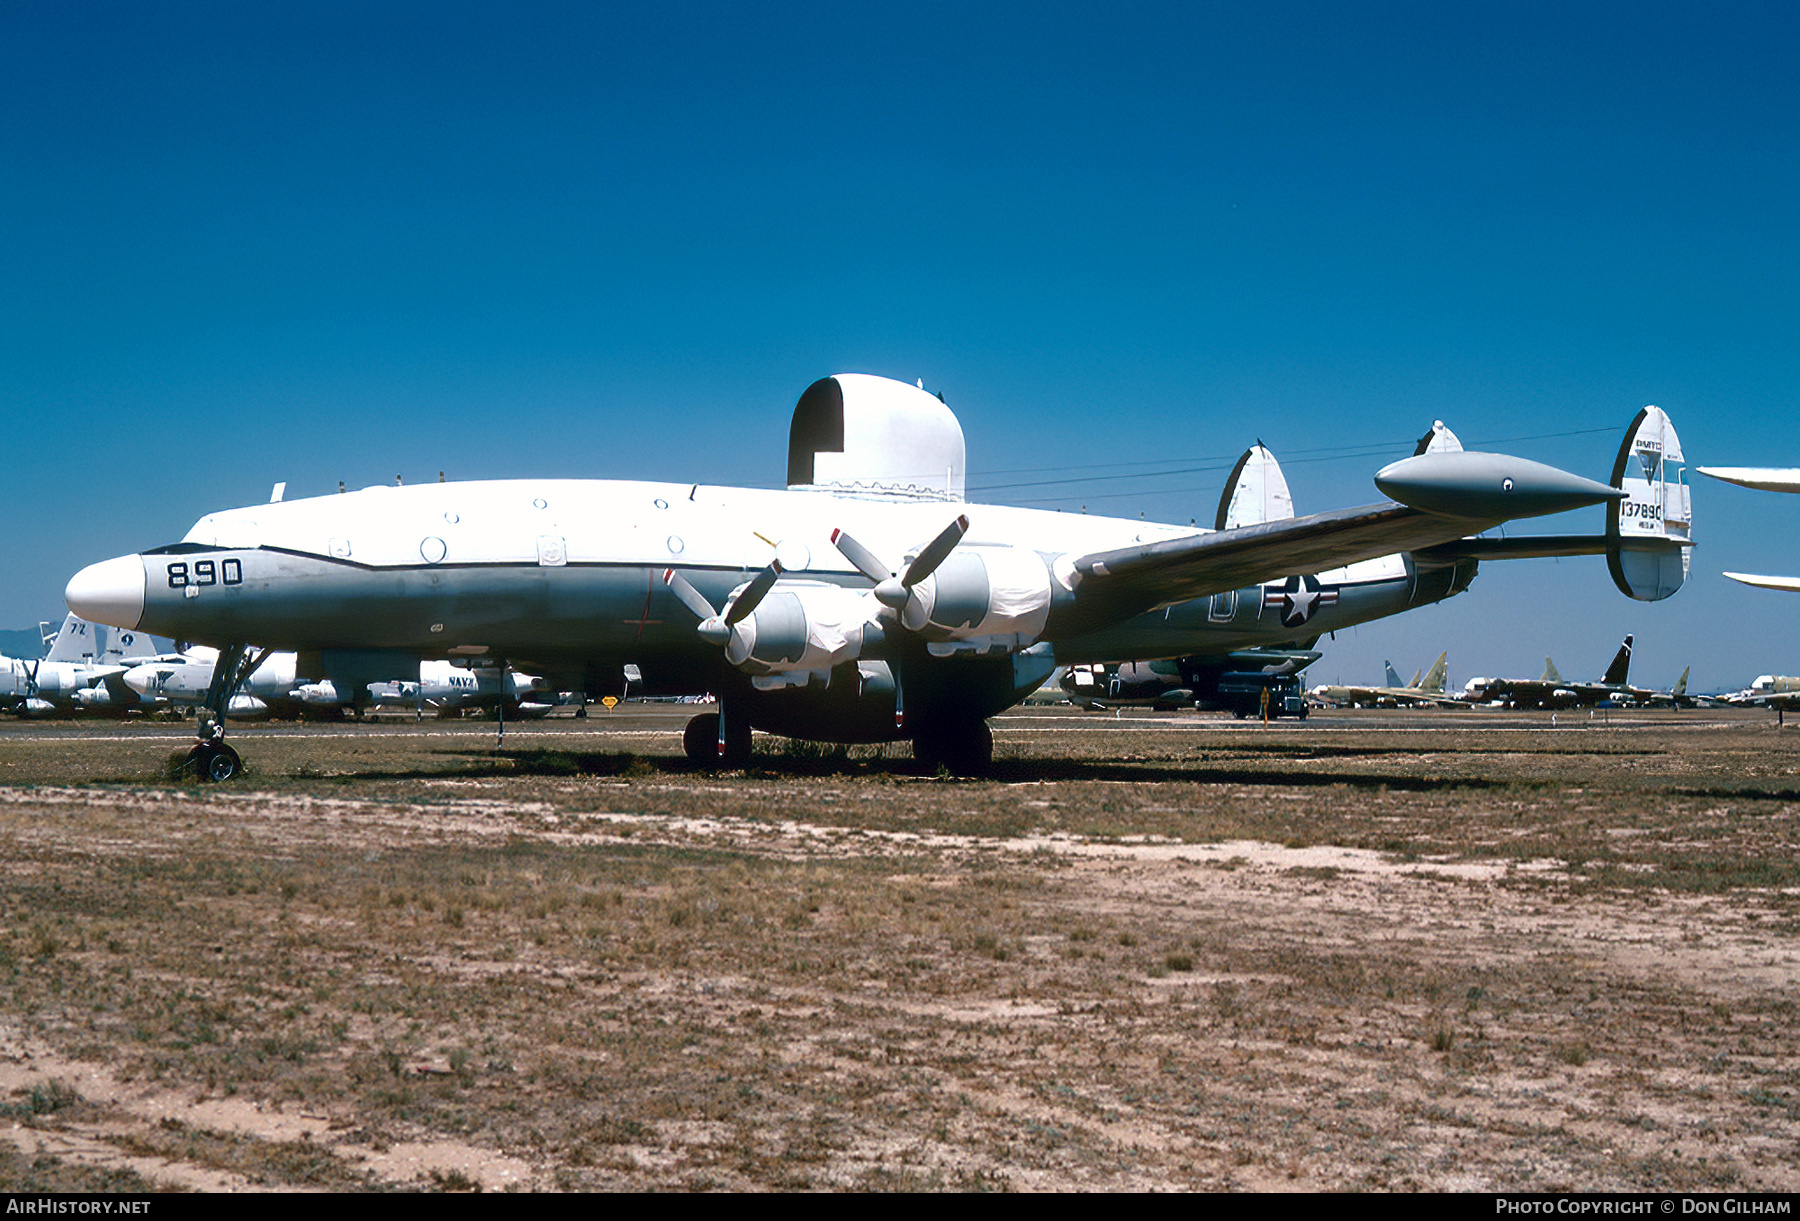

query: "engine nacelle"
(724, 581), (875, 687)
(293, 680), (344, 706)
(900, 546), (1053, 653)
(73, 685), (128, 709)
(226, 694), (272, 720)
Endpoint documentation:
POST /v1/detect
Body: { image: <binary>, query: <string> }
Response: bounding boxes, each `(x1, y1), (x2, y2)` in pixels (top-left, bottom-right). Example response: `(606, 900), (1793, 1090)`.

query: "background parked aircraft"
(1461, 636), (1637, 709)
(0, 615), (164, 716)
(1311, 652), (1459, 708)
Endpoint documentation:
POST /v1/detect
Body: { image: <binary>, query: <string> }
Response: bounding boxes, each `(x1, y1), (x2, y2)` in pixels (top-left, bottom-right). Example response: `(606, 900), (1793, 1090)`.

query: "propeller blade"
(724, 559), (785, 625)
(663, 569), (732, 645)
(903, 515), (969, 588)
(830, 528), (891, 584)
(663, 569), (720, 621)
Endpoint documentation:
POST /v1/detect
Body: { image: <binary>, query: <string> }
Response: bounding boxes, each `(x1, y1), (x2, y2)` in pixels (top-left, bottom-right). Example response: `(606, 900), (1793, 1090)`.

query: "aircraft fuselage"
(72, 477), (1476, 740)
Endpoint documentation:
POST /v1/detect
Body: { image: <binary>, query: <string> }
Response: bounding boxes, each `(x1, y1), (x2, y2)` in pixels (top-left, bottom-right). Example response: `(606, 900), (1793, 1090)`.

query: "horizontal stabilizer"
(1723, 571), (1800, 593)
(1414, 534), (1611, 562)
(1697, 467), (1800, 494)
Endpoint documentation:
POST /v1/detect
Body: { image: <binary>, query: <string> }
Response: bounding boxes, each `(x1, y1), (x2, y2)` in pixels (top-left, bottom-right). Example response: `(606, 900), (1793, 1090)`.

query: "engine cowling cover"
(725, 581), (872, 686)
(901, 546), (1053, 651)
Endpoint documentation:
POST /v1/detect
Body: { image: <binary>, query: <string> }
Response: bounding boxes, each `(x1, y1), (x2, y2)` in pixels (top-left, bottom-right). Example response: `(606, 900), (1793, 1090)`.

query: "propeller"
(830, 514), (970, 729)
(663, 560), (785, 653)
(662, 560), (786, 763)
(833, 514), (967, 610)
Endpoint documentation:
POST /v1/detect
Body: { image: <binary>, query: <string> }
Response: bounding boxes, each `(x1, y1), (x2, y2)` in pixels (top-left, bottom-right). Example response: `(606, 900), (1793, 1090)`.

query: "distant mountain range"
(1, 627), (47, 658)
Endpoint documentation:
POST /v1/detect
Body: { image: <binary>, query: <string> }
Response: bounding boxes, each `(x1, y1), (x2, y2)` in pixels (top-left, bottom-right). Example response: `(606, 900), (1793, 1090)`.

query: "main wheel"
(683, 714), (752, 768)
(683, 713), (719, 764)
(912, 719), (993, 777)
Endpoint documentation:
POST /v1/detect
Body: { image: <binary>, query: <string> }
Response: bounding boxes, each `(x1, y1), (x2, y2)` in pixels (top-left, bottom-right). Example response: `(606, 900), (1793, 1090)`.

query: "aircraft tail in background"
(1602, 635), (1634, 686)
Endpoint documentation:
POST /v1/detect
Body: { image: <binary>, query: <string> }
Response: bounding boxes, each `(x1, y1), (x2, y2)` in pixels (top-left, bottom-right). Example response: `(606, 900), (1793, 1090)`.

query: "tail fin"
(42, 614), (99, 664)
(1608, 407), (1691, 601)
(1673, 666), (1689, 698)
(1543, 658), (1563, 684)
(1215, 443), (1295, 530)
(101, 626), (156, 665)
(1413, 420), (1464, 455)
(1601, 635), (1634, 685)
(1420, 652), (1448, 694)
(1384, 660), (1403, 688)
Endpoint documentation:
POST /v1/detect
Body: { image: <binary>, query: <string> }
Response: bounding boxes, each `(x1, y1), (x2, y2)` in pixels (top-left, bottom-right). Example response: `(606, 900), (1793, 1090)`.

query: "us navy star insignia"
(1262, 574), (1340, 628)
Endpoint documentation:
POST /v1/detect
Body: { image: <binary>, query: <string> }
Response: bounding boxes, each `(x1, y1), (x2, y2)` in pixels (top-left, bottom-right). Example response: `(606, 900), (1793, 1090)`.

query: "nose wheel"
(170, 644), (267, 782)
(172, 740), (242, 782)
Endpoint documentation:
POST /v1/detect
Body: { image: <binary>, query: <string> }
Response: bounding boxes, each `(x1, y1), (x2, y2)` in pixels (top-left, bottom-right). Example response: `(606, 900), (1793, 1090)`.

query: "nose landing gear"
(169, 644), (266, 782)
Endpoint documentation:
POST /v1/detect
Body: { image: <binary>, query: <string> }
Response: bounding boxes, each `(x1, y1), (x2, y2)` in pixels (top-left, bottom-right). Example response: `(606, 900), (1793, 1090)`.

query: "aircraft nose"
(66, 555), (146, 630)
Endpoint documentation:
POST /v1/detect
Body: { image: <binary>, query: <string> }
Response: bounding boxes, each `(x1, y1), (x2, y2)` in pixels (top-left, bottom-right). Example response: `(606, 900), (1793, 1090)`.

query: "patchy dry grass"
(0, 707), (1796, 1189)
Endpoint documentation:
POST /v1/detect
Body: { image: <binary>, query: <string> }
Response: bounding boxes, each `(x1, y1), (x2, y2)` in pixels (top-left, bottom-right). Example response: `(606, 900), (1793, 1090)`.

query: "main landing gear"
(911, 718), (994, 777)
(683, 712), (751, 769)
(170, 643), (266, 782)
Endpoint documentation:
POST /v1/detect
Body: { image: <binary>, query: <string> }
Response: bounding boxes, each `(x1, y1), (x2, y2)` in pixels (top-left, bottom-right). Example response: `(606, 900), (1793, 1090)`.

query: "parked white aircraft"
(368, 660), (550, 717)
(1697, 467), (1800, 591)
(65, 376), (1692, 779)
(125, 650), (545, 720)
(0, 614), (163, 715)
(124, 648), (308, 719)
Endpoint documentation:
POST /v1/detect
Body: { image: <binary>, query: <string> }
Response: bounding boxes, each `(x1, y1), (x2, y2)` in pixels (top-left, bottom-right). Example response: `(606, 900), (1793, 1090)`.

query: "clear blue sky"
(4, 1), (1796, 691)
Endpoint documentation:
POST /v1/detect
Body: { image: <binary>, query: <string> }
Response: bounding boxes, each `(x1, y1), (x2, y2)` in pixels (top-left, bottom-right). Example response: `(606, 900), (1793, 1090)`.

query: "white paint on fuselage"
(181, 479), (1200, 575)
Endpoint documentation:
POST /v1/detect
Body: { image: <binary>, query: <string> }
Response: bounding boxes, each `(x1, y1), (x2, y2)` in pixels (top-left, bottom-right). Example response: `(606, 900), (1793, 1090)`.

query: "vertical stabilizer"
(1420, 652), (1448, 694)
(1384, 661), (1403, 688)
(1215, 444), (1295, 531)
(1608, 407), (1691, 601)
(1413, 420), (1464, 456)
(43, 614), (99, 663)
(102, 626), (156, 665)
(1543, 658), (1562, 684)
(1673, 666), (1689, 698)
(1602, 635), (1634, 686)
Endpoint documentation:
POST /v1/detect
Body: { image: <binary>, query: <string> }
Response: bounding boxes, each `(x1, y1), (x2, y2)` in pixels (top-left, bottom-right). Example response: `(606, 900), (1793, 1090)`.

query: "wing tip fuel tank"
(65, 555), (146, 632)
(1374, 451), (1624, 521)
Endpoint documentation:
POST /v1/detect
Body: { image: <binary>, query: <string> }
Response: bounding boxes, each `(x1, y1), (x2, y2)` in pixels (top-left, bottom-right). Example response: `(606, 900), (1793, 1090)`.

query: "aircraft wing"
(1072, 502), (1479, 610)
(1698, 467), (1800, 494)
(1723, 571), (1800, 593)
(1067, 449), (1622, 618)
